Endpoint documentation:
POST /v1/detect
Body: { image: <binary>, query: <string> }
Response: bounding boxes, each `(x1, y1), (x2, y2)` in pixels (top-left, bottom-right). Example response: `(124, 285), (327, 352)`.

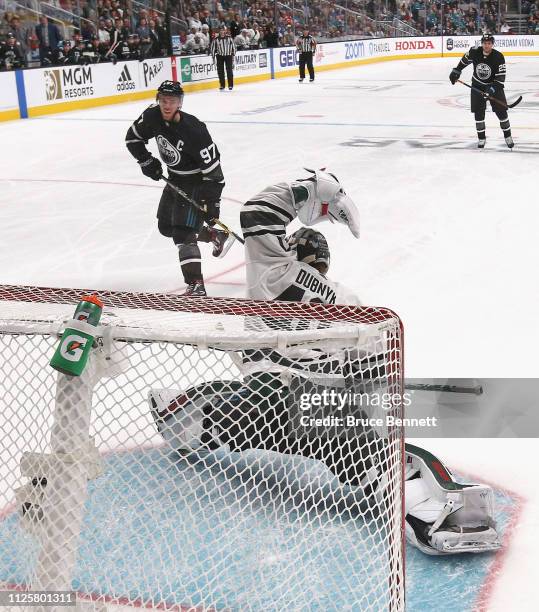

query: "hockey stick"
(457, 79), (522, 109)
(105, 39), (121, 59)
(162, 177), (245, 246)
(405, 382), (484, 395)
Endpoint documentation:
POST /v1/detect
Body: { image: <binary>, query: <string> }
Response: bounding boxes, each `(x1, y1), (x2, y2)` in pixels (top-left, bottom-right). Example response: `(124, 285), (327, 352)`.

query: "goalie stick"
(457, 79), (523, 109)
(405, 382), (483, 395)
(162, 178), (245, 246)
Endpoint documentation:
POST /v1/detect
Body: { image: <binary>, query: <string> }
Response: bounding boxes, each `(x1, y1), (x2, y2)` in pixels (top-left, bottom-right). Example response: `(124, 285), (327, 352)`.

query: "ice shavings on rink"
(0, 446), (518, 612)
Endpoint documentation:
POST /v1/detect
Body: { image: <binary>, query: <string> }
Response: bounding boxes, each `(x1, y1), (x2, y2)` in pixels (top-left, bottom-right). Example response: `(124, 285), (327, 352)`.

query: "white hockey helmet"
(291, 169), (360, 238)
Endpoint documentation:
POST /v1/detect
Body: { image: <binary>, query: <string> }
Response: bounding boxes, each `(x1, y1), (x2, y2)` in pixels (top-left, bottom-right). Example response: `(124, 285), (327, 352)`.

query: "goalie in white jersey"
(149, 170), (500, 556)
(240, 168), (360, 304)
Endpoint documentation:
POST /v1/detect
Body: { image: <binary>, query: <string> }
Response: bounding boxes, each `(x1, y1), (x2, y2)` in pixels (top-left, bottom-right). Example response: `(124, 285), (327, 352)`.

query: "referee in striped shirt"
(296, 27), (317, 82)
(210, 26), (236, 91)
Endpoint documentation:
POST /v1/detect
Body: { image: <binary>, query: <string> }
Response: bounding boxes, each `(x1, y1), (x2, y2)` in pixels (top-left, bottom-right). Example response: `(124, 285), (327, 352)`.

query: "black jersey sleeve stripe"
(240, 210), (286, 230)
(243, 200), (294, 222)
(243, 228), (286, 238)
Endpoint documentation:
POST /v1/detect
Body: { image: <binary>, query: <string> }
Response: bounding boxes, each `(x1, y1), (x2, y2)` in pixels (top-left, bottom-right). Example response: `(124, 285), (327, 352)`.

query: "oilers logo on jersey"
(156, 135), (183, 165)
(476, 63), (492, 80)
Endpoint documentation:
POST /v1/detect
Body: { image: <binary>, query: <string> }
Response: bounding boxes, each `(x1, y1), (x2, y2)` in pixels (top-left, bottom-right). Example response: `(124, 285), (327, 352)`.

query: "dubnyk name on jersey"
(240, 182), (360, 306)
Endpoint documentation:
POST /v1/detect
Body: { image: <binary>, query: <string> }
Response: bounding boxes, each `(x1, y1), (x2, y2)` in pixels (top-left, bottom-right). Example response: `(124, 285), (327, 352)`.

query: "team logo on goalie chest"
(476, 63), (492, 80)
(156, 135), (183, 165)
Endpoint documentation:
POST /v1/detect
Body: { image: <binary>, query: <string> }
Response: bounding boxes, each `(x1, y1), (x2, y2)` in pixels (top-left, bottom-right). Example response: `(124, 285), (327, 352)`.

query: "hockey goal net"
(0, 285), (404, 612)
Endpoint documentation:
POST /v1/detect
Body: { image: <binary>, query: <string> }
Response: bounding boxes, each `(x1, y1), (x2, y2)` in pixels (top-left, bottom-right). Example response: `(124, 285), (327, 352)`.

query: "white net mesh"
(0, 285), (404, 612)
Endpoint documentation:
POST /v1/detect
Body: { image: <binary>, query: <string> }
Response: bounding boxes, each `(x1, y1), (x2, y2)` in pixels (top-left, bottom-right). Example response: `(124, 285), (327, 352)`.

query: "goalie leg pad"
(404, 443), (501, 555)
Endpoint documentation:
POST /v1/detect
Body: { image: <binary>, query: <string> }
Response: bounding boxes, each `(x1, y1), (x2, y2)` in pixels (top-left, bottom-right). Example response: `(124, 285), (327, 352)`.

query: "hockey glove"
(449, 68), (461, 85)
(138, 155), (162, 181)
(193, 181), (224, 221)
(204, 201), (220, 222)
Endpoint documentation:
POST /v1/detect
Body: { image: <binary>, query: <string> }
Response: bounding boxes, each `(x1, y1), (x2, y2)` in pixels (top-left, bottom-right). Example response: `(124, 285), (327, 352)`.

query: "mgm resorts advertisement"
(23, 57), (172, 110)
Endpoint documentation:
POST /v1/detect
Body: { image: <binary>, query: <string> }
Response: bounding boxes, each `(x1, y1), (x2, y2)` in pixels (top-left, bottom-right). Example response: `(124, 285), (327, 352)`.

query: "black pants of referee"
(216, 55), (234, 89)
(299, 52), (314, 81)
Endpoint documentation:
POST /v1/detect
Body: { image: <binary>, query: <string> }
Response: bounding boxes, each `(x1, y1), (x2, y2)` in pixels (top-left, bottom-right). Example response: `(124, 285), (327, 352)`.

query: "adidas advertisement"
(116, 64), (136, 91)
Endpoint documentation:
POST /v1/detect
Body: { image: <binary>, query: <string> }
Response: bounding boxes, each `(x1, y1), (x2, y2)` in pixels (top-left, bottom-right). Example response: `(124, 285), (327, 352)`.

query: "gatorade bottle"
(50, 295), (104, 376)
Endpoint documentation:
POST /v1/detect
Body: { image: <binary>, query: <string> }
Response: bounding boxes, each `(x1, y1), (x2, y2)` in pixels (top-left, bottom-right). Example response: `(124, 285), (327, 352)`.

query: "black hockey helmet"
(156, 80), (184, 102)
(288, 228), (330, 275)
(481, 33), (495, 44)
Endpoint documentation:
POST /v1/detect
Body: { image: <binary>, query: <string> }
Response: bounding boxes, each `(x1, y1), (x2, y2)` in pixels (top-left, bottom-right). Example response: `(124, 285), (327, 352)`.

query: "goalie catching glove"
(405, 443), (501, 555)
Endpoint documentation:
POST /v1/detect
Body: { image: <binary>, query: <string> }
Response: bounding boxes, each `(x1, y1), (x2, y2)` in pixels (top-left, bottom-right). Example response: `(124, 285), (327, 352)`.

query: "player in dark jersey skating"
(125, 80), (229, 296)
(449, 33), (514, 149)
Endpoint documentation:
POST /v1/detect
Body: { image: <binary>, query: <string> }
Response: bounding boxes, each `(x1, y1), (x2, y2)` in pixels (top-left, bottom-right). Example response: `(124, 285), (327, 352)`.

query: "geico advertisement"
(275, 45), (341, 71)
(0, 72), (18, 111)
(274, 37), (441, 72)
(444, 34), (539, 54)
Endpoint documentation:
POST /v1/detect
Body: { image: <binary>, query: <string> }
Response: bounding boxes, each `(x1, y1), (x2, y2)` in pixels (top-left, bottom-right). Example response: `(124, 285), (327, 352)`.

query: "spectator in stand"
(120, 16), (132, 39)
(188, 11), (202, 31)
(113, 17), (124, 40)
(98, 18), (111, 45)
(200, 24), (210, 49)
(264, 22), (280, 48)
(137, 17), (151, 57)
(35, 15), (62, 66)
(234, 28), (251, 50)
(80, 20), (96, 41)
(200, 9), (211, 28)
(105, 17), (119, 48)
(250, 23), (262, 48)
(156, 17), (168, 53)
(282, 23), (295, 45)
(229, 13), (242, 38)
(499, 19), (511, 33)
(147, 19), (163, 57)
(9, 15), (28, 59)
(528, 9), (539, 32)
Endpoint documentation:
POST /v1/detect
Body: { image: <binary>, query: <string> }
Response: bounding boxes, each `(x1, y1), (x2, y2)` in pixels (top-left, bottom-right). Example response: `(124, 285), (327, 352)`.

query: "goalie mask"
(290, 169), (360, 238)
(288, 228), (330, 275)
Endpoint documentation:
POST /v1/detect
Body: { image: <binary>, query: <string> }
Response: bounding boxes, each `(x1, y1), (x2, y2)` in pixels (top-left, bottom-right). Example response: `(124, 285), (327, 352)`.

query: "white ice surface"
(1, 56), (538, 611)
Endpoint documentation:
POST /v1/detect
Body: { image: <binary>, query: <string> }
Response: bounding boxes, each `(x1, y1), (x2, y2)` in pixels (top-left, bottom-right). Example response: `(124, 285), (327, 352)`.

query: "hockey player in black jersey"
(449, 33), (514, 149)
(125, 80), (229, 296)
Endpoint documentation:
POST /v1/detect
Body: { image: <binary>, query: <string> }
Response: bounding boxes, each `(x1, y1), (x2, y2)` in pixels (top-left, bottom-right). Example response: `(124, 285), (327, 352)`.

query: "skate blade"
(218, 233), (237, 259)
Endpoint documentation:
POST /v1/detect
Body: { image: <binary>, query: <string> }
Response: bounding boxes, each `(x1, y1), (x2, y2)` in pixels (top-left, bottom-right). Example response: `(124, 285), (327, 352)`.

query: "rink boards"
(1, 34), (538, 121)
